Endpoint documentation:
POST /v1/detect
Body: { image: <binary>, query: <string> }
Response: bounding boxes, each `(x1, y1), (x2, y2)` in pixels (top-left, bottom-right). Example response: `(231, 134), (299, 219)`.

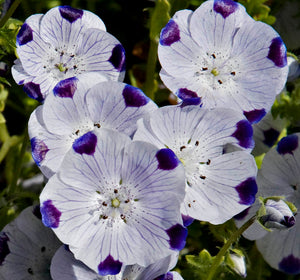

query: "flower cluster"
(0, 0), (294, 278)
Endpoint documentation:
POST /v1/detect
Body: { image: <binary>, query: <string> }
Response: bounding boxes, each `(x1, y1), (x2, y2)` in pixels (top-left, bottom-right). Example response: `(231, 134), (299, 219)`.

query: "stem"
(0, 123), (9, 142)
(0, 135), (21, 164)
(8, 132), (28, 194)
(206, 215), (257, 280)
(144, 37), (158, 100)
(0, 0), (23, 28)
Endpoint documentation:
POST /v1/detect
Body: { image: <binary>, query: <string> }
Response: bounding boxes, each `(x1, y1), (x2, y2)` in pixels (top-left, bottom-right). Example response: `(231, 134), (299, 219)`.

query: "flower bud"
(229, 253), (247, 278)
(260, 199), (296, 230)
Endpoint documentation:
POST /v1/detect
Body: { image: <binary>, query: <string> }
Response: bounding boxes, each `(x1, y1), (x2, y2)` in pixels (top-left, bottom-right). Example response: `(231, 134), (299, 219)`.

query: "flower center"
(111, 198), (121, 208)
(43, 46), (86, 82)
(211, 67), (219, 76)
(55, 63), (68, 73)
(194, 51), (240, 90)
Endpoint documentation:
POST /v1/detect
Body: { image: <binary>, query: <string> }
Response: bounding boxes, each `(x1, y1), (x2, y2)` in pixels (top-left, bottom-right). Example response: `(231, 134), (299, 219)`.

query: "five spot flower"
(12, 5), (126, 102)
(28, 76), (157, 178)
(40, 129), (187, 275)
(158, 0), (288, 124)
(133, 105), (258, 224)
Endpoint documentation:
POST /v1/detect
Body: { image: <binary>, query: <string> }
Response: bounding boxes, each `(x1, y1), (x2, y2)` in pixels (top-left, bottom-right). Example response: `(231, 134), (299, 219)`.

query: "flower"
(133, 105), (258, 224)
(158, 0), (288, 124)
(0, 206), (61, 279)
(12, 5), (126, 102)
(39, 128), (187, 275)
(235, 133), (300, 275)
(28, 76), (157, 178)
(50, 245), (183, 280)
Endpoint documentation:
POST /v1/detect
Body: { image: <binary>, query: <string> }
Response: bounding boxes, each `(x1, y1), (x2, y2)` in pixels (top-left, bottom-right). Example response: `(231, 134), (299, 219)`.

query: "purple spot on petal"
(160, 19), (180, 46)
(232, 120), (254, 149)
(243, 109), (266, 124)
(109, 44), (126, 72)
(31, 137), (49, 166)
(40, 200), (61, 228)
(279, 255), (300, 275)
(166, 224), (187, 250)
(180, 97), (202, 108)
(98, 255), (122, 276)
(122, 85), (149, 107)
(277, 134), (298, 155)
(59, 6), (83, 23)
(0, 232), (10, 265)
(156, 149), (180, 170)
(53, 77), (78, 98)
(213, 0), (238, 18)
(267, 37), (287, 68)
(177, 88), (198, 99)
(23, 82), (44, 102)
(234, 207), (250, 220)
(282, 216), (295, 228)
(182, 214), (194, 227)
(263, 128), (280, 147)
(16, 23), (33, 45)
(73, 131), (97, 155)
(155, 272), (173, 280)
(236, 177), (257, 205)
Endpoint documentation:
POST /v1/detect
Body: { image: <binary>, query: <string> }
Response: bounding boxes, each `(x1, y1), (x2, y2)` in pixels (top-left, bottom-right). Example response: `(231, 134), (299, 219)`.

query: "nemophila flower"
(235, 133), (300, 275)
(133, 105), (257, 224)
(12, 5), (126, 102)
(252, 111), (287, 156)
(158, 0), (288, 124)
(50, 246), (183, 280)
(28, 77), (157, 178)
(0, 206), (61, 279)
(39, 128), (187, 276)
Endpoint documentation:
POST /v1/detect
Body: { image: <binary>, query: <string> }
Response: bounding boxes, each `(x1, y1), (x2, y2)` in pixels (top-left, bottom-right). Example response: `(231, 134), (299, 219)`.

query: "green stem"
(8, 132), (28, 194)
(144, 37), (158, 100)
(0, 0), (23, 28)
(0, 123), (9, 142)
(207, 215), (257, 280)
(0, 135), (21, 164)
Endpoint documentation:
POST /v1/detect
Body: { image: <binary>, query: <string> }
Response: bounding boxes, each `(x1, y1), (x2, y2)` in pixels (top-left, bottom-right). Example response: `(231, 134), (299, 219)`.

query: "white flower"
(0, 206), (61, 279)
(40, 129), (187, 275)
(28, 76), (157, 178)
(133, 105), (258, 224)
(12, 6), (125, 101)
(158, 0), (288, 124)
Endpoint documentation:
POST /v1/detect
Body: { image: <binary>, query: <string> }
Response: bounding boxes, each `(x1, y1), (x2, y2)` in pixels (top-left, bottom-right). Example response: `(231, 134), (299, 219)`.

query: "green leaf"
(186, 249), (214, 268)
(208, 218), (237, 243)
